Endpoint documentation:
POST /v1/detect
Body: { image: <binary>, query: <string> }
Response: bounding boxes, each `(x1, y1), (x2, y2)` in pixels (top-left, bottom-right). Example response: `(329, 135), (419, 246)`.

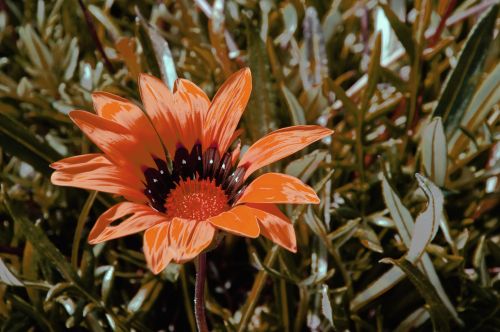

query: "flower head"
(51, 69), (332, 274)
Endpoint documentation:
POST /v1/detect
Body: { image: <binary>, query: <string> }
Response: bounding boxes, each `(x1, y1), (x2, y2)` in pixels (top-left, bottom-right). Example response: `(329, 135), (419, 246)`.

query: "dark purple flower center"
(143, 143), (246, 214)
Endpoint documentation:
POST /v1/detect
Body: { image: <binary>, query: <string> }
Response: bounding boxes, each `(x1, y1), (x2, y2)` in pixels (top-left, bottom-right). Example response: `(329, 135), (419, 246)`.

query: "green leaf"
(449, 62), (500, 156)
(45, 282), (75, 302)
(351, 265), (405, 311)
(381, 174), (413, 245)
(71, 191), (98, 269)
(355, 223), (384, 253)
(421, 117), (447, 187)
(280, 83), (306, 126)
(394, 307), (430, 332)
(88, 5), (122, 40)
(327, 218), (360, 244)
(127, 279), (163, 314)
(101, 266), (115, 305)
(2, 190), (81, 284)
(285, 149), (327, 182)
(0, 112), (61, 175)
(18, 24), (52, 70)
(323, 77), (360, 116)
(379, 3), (415, 61)
(321, 284), (335, 328)
(9, 294), (56, 332)
(360, 32), (382, 112)
(432, 4), (499, 135)
(380, 258), (450, 332)
(355, 174), (461, 324)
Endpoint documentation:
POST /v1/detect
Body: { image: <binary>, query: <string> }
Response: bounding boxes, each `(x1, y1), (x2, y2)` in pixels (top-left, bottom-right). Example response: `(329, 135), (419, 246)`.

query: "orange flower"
(51, 69), (332, 274)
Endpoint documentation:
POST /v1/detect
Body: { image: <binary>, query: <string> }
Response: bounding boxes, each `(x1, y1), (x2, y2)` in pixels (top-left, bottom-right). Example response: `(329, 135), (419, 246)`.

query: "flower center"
(143, 143), (247, 216)
(164, 178), (229, 221)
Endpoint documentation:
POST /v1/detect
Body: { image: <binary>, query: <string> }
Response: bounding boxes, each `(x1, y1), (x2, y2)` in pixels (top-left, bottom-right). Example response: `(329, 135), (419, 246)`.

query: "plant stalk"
(195, 253), (209, 332)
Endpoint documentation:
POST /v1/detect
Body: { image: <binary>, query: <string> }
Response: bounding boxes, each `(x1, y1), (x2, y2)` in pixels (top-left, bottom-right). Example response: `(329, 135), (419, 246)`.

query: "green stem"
(71, 190), (97, 269)
(237, 246), (279, 332)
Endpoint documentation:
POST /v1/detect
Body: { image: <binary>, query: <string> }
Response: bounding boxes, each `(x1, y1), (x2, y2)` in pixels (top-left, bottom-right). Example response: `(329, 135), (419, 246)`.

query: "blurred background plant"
(0, 0), (499, 331)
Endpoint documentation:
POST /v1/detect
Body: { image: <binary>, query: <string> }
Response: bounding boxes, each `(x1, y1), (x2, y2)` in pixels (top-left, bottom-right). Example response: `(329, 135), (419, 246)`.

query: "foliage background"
(0, 0), (499, 331)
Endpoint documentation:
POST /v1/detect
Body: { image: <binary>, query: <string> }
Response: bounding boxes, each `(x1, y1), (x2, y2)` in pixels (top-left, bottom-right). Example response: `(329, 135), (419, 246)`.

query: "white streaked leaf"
(321, 284), (335, 328)
(381, 174), (413, 244)
(449, 62), (500, 156)
(394, 307), (430, 332)
(0, 258), (23, 287)
(136, 8), (177, 90)
(407, 174), (444, 262)
(351, 265), (405, 311)
(355, 174), (462, 325)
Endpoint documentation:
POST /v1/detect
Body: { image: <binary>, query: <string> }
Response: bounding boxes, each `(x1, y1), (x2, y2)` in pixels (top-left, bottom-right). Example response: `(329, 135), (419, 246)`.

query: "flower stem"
(195, 253), (209, 332)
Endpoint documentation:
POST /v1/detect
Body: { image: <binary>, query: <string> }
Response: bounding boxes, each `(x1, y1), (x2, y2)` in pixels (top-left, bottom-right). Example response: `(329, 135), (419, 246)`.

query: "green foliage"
(1, 1), (499, 331)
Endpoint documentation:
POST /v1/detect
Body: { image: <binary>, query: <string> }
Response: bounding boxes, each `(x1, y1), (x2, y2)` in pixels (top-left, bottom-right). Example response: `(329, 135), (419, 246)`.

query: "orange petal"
(50, 154), (146, 202)
(238, 125), (333, 179)
(231, 140), (241, 165)
(89, 202), (166, 244)
(173, 78), (210, 149)
(236, 173), (320, 204)
(143, 222), (173, 274)
(143, 219), (216, 274)
(139, 73), (187, 156)
(246, 203), (296, 252)
(69, 110), (155, 175)
(92, 92), (165, 160)
(208, 205), (260, 238)
(203, 68), (252, 154)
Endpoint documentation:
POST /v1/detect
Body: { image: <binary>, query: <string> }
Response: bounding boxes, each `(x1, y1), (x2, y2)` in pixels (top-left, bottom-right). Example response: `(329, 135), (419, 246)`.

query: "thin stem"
(195, 253), (209, 332)
(237, 246), (279, 332)
(71, 190), (97, 269)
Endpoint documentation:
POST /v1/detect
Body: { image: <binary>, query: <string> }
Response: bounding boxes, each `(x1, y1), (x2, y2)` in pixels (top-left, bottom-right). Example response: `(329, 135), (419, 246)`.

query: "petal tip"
(68, 110), (87, 123)
(240, 67), (252, 82)
(311, 195), (321, 204)
(49, 162), (60, 170)
(138, 72), (153, 81)
(88, 237), (100, 245)
(151, 264), (165, 275)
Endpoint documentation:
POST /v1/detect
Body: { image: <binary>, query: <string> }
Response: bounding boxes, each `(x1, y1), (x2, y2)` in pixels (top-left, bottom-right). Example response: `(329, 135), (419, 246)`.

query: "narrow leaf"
(321, 284), (335, 328)
(0, 113), (61, 175)
(379, 3), (415, 60)
(2, 190), (81, 284)
(380, 258), (450, 332)
(432, 4), (499, 135)
(135, 8), (177, 89)
(281, 84), (306, 125)
(449, 62), (500, 156)
(0, 258), (24, 287)
(323, 77), (360, 116)
(381, 174), (413, 244)
(285, 149), (327, 183)
(421, 117), (447, 186)
(407, 174), (444, 262)
(351, 265), (405, 311)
